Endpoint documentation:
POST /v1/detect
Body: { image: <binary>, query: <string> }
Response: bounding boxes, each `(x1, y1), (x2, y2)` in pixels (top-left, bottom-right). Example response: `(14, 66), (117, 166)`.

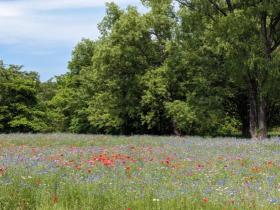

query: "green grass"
(0, 134), (279, 210)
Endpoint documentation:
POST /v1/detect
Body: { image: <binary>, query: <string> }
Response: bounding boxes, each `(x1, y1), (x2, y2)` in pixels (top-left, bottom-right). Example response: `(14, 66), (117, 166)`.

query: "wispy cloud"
(0, 14), (100, 44)
(0, 0), (143, 80)
(0, 6), (23, 17)
(0, 0), (140, 43)
(0, 0), (139, 17)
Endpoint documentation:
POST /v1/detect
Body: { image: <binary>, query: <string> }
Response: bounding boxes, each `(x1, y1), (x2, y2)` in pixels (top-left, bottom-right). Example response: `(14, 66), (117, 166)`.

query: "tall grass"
(0, 134), (279, 209)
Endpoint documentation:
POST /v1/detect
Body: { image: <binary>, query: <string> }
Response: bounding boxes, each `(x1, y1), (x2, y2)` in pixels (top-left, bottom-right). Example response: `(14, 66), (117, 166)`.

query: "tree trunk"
(248, 80), (268, 140)
(241, 116), (250, 138)
(248, 80), (258, 139)
(172, 120), (181, 136)
(237, 91), (250, 138)
(258, 94), (267, 139)
(256, 12), (269, 140)
(249, 90), (258, 139)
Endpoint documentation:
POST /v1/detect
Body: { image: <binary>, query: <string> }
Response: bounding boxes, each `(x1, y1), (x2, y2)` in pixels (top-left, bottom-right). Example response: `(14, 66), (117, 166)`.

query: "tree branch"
(269, 13), (280, 52)
(271, 38), (280, 52)
(208, 0), (227, 16)
(225, 0), (234, 12)
(175, 0), (194, 9)
(271, 14), (280, 28)
(261, 12), (272, 57)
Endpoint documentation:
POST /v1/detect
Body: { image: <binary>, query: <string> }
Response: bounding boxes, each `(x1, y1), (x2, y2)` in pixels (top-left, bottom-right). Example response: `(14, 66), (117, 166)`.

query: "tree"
(139, 0), (178, 134)
(49, 39), (97, 133)
(87, 5), (155, 134)
(0, 61), (47, 132)
(176, 0), (280, 139)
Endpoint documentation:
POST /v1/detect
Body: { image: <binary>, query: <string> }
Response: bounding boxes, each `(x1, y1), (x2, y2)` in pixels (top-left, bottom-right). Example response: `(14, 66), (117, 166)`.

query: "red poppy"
(203, 198), (209, 203)
(75, 165), (82, 170)
(196, 164), (204, 170)
(266, 161), (273, 168)
(103, 159), (113, 167)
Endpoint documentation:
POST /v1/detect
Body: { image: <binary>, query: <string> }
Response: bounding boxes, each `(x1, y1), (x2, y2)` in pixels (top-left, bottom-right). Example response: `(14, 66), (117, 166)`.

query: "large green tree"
(87, 4), (156, 134)
(0, 61), (47, 132)
(49, 39), (97, 133)
(176, 0), (280, 139)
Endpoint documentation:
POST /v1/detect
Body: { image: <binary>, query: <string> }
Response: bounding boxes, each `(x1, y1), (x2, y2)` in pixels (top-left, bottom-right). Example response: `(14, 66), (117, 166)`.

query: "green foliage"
(141, 66), (171, 134)
(0, 62), (47, 133)
(68, 39), (96, 75)
(0, 0), (279, 136)
(87, 92), (122, 134)
(48, 39), (97, 133)
(87, 6), (155, 134)
(98, 3), (124, 37)
(165, 100), (196, 134)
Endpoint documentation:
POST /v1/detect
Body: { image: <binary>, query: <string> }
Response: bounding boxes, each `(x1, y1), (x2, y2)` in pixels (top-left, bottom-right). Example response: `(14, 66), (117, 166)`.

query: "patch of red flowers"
(161, 157), (172, 166)
(203, 197), (209, 203)
(196, 163), (204, 170)
(88, 153), (136, 167)
(165, 157), (171, 165)
(75, 165), (82, 170)
(266, 160), (274, 168)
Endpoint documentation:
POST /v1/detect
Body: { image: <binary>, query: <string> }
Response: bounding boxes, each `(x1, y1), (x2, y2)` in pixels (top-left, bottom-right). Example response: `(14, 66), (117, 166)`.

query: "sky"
(0, 0), (143, 81)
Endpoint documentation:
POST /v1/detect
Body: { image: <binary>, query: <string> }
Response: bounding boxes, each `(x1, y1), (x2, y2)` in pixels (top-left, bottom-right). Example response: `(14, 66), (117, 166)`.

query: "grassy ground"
(0, 134), (279, 210)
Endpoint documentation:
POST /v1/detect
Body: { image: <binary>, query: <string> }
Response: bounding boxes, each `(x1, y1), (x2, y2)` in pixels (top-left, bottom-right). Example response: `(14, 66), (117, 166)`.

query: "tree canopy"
(0, 0), (279, 138)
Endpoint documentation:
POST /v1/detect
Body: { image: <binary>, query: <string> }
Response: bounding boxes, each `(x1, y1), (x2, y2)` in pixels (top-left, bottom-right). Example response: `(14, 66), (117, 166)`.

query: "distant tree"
(49, 39), (97, 133)
(0, 61), (47, 132)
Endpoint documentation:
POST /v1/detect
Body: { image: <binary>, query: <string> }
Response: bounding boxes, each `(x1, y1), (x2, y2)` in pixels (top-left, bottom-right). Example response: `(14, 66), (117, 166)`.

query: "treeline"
(1, 0), (280, 138)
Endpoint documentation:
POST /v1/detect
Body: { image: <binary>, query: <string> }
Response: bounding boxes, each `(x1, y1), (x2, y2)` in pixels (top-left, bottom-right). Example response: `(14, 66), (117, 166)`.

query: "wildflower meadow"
(0, 134), (279, 210)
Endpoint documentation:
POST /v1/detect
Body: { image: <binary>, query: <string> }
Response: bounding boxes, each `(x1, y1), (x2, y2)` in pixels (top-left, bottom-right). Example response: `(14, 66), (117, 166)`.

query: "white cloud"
(0, 0), (139, 17)
(0, 0), (141, 45)
(24, 0), (138, 10)
(0, 0), (143, 80)
(0, 15), (100, 44)
(0, 7), (23, 17)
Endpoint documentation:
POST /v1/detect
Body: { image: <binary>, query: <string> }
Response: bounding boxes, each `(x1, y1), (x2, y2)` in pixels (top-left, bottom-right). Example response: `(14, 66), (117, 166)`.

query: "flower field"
(0, 134), (279, 210)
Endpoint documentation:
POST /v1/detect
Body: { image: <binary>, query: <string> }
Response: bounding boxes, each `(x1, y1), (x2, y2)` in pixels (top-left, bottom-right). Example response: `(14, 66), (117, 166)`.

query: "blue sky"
(0, 0), (143, 81)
